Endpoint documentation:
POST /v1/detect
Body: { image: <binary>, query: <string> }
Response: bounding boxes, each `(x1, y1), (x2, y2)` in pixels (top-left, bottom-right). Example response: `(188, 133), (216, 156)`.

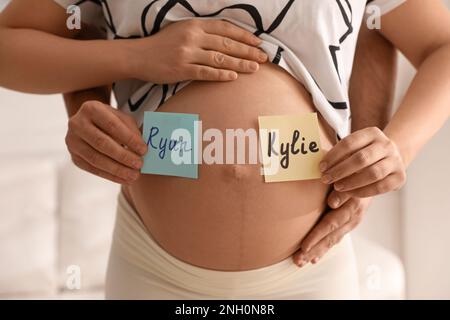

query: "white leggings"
(105, 192), (360, 300)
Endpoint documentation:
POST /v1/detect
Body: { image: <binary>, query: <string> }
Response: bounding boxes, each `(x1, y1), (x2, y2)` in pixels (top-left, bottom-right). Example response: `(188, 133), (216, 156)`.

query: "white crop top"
(55, 0), (406, 139)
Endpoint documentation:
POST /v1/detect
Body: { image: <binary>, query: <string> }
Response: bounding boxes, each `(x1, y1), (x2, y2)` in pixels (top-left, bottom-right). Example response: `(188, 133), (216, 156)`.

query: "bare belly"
(124, 63), (335, 271)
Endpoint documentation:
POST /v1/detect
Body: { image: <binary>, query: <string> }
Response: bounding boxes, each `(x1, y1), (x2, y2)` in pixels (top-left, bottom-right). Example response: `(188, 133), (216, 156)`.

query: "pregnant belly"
(124, 62), (335, 271)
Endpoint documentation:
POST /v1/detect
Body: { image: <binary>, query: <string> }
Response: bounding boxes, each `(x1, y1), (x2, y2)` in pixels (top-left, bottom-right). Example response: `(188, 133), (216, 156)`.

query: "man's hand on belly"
(294, 23), (397, 268)
(293, 194), (371, 267)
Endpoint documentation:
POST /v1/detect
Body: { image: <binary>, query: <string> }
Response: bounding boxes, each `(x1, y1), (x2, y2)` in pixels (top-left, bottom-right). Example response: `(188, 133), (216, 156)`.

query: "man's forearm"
(349, 24), (397, 131)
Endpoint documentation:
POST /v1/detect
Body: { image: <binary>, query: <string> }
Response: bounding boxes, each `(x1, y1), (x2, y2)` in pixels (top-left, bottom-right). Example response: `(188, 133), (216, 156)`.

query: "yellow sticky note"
(258, 113), (323, 182)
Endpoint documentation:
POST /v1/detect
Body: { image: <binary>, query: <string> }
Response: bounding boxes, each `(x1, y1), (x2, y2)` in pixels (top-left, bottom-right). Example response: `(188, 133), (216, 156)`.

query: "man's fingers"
(203, 19), (262, 47)
(295, 222), (355, 266)
(74, 122), (144, 170)
(202, 33), (267, 63)
(299, 198), (360, 253)
(87, 102), (147, 156)
(69, 136), (140, 183)
(320, 127), (383, 173)
(321, 142), (388, 185)
(294, 198), (370, 267)
(334, 157), (395, 192)
(327, 190), (352, 209)
(71, 154), (132, 185)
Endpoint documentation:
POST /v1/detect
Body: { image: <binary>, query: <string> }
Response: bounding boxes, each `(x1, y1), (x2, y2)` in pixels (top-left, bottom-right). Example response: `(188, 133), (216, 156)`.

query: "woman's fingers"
(202, 33), (267, 63)
(320, 127), (384, 173)
(320, 127), (407, 197)
(333, 157), (396, 192)
(87, 102), (147, 156)
(194, 49), (260, 73)
(321, 142), (389, 185)
(202, 19), (262, 46)
(344, 172), (406, 198)
(66, 101), (147, 185)
(112, 108), (143, 136)
(74, 120), (144, 170)
(71, 154), (131, 185)
(69, 135), (140, 183)
(327, 190), (352, 209)
(187, 64), (238, 81)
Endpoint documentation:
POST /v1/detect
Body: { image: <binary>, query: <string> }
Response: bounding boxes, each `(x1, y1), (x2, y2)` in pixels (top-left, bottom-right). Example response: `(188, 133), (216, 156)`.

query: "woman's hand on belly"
(128, 19), (268, 84)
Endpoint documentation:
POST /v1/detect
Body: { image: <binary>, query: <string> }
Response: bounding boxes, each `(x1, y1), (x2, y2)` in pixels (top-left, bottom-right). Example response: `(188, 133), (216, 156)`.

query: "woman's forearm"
(0, 27), (132, 94)
(384, 44), (450, 167)
(64, 86), (112, 118)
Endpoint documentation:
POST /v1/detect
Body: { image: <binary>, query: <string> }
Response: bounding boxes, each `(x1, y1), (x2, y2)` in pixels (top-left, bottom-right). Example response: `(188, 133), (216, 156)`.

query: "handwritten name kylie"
(268, 129), (319, 169)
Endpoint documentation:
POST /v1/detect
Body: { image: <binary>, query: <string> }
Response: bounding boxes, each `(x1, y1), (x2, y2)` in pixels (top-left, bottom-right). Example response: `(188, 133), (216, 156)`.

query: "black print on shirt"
(141, 0), (295, 37)
(329, 0), (354, 83)
(310, 0), (353, 133)
(90, 0), (367, 142)
(128, 0), (295, 113)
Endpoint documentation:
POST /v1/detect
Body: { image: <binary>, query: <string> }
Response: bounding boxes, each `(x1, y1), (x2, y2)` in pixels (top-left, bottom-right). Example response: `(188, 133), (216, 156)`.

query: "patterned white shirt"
(55, 0), (406, 139)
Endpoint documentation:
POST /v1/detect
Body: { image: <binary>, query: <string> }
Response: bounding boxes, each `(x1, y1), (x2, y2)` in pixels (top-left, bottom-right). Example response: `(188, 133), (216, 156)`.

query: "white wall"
(0, 90), (67, 157)
(0, 0), (7, 11)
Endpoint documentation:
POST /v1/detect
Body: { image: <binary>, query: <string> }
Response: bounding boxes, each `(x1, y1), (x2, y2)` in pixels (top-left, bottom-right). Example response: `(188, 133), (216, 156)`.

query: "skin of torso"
(123, 62), (335, 271)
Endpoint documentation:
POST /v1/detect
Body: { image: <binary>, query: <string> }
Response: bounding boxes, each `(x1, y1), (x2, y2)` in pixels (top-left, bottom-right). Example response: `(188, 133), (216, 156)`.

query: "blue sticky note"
(141, 112), (199, 179)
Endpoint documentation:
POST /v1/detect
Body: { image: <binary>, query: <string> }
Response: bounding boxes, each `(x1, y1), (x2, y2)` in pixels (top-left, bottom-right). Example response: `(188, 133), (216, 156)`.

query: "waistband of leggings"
(112, 191), (350, 297)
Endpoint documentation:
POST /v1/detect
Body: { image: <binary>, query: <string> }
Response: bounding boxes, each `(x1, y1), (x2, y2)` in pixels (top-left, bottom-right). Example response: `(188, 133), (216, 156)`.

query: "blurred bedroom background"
(0, 0), (449, 299)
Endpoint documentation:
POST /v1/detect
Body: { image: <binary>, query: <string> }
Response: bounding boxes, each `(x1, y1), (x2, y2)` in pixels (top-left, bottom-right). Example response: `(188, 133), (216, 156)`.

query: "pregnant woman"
(0, 0), (449, 299)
